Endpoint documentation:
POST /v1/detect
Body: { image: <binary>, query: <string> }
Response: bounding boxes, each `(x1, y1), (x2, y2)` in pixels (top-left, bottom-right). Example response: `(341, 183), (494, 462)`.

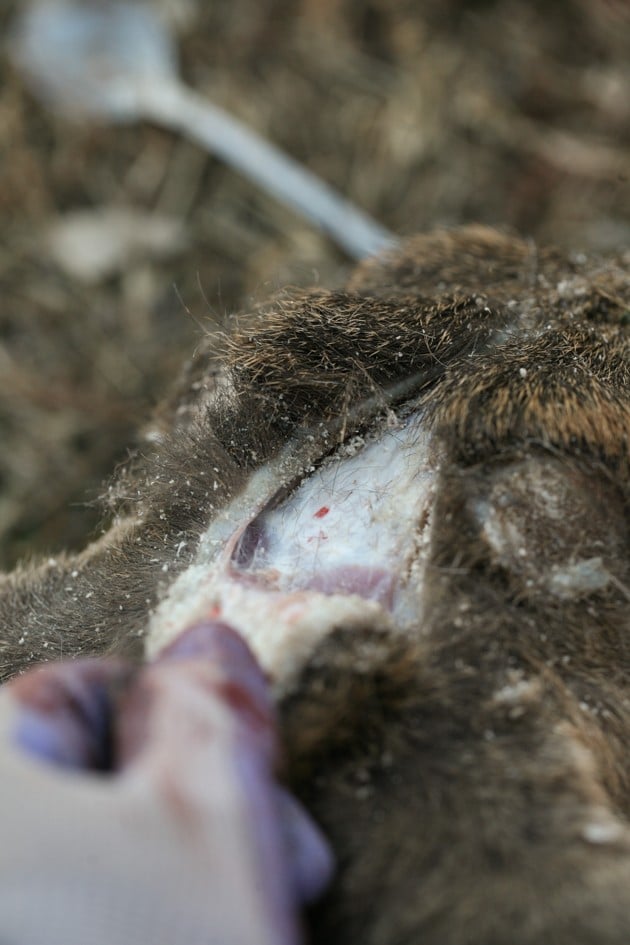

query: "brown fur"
(1, 226), (629, 943)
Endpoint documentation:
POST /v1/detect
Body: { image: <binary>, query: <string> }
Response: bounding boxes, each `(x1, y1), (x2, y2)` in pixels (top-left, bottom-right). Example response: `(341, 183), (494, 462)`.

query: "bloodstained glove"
(0, 621), (333, 945)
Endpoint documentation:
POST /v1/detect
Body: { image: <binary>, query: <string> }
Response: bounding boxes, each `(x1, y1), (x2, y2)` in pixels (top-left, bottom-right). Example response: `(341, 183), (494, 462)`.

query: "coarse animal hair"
(1, 225), (629, 944)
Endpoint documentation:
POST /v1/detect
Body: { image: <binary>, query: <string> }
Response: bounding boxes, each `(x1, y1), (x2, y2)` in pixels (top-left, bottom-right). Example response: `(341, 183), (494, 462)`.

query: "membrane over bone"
(147, 408), (439, 687)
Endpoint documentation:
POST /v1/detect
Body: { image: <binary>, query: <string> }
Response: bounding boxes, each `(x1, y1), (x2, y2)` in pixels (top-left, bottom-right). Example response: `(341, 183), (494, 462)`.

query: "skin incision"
(147, 408), (439, 687)
(233, 410), (436, 599)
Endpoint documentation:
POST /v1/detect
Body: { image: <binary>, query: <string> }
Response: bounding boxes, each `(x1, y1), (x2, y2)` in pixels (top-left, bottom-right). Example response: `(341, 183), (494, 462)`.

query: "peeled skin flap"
(147, 408), (439, 693)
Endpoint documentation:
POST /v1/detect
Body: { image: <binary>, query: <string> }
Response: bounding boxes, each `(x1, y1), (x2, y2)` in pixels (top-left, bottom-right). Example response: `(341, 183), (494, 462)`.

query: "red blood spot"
(207, 604), (222, 619)
(314, 506), (330, 519)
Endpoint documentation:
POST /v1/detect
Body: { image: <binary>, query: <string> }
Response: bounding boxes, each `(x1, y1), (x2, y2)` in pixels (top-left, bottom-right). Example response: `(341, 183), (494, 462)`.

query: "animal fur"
(1, 226), (629, 944)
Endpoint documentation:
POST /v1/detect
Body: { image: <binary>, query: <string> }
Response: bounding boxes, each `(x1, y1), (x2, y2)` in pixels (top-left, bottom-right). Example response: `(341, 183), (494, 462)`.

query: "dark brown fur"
(1, 226), (629, 943)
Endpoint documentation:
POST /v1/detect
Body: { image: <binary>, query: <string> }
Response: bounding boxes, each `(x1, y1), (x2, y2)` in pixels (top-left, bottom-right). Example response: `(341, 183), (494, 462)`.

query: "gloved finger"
(112, 620), (302, 942)
(132, 621), (333, 903)
(114, 621), (333, 912)
(4, 658), (129, 770)
(114, 620), (277, 770)
(278, 788), (335, 904)
(159, 623), (334, 903)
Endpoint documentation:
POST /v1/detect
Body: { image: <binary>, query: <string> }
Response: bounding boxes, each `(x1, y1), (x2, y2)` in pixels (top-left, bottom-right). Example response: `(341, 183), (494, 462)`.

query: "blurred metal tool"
(10, 1), (396, 260)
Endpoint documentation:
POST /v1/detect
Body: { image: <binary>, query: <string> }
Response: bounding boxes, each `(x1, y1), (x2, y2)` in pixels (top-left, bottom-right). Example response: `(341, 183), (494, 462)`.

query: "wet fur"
(1, 226), (629, 943)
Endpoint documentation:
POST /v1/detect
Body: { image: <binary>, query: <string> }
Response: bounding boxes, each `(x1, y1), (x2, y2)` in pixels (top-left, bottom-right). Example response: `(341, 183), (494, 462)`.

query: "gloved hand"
(0, 621), (333, 945)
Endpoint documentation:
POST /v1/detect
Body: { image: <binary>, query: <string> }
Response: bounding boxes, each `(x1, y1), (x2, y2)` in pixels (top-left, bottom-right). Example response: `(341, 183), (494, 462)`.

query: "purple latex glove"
(0, 621), (333, 945)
